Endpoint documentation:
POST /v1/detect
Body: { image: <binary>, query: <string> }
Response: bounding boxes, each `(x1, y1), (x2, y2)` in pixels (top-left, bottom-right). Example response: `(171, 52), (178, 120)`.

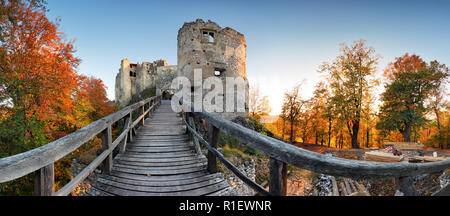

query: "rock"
(315, 174), (333, 196)
(440, 171), (450, 189)
(395, 190), (405, 196)
(413, 174), (427, 183)
(225, 158), (256, 196)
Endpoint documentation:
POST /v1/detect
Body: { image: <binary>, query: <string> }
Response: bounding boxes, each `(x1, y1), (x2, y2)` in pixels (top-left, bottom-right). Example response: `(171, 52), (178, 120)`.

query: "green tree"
(377, 54), (449, 142)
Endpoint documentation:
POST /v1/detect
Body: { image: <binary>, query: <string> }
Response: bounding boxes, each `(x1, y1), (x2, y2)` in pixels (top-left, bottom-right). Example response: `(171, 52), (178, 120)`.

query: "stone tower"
(177, 19), (249, 120)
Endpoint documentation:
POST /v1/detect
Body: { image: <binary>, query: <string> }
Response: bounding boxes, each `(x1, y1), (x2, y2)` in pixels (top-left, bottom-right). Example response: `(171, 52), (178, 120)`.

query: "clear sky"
(46, 0), (450, 114)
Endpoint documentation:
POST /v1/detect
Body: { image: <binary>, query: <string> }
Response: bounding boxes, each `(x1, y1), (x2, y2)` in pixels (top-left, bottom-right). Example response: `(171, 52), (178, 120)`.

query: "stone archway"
(162, 90), (174, 100)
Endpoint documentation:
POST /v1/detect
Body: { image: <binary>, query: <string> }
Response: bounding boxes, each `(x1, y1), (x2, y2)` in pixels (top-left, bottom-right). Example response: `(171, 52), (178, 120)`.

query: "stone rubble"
(226, 158), (256, 196)
(315, 174), (334, 196)
(440, 171), (450, 189)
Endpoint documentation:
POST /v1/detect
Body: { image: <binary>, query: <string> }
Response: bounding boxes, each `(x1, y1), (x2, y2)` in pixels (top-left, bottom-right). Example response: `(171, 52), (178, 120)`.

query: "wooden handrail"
(182, 113), (271, 196)
(0, 95), (161, 196)
(179, 98), (450, 196)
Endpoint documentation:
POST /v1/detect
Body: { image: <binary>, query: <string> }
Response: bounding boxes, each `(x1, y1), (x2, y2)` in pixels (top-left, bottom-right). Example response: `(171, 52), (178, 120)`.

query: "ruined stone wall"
(115, 59), (176, 107)
(177, 19), (249, 120)
(156, 65), (178, 96)
(115, 59), (132, 107)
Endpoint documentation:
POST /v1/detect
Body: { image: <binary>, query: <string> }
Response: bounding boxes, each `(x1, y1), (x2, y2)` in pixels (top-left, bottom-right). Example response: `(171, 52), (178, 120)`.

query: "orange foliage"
(384, 53), (426, 80)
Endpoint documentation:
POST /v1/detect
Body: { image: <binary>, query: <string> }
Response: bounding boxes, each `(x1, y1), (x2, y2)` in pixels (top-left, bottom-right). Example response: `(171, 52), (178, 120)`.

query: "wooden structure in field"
(364, 151), (405, 163)
(384, 142), (424, 150)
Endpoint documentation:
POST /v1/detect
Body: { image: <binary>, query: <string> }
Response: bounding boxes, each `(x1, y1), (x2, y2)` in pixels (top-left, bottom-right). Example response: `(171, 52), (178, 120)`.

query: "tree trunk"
(435, 109), (441, 130)
(315, 131), (318, 145)
(351, 120), (360, 149)
(366, 127), (370, 148)
(328, 118), (332, 148)
(290, 120), (294, 143)
(402, 124), (411, 142)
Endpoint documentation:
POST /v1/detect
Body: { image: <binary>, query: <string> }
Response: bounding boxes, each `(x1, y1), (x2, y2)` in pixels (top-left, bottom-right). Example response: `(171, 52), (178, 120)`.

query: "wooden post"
(269, 157), (283, 196)
(120, 116), (131, 153)
(207, 123), (220, 173)
(281, 163), (288, 195)
(188, 114), (202, 155)
(142, 105), (145, 126)
(395, 176), (418, 196)
(101, 125), (113, 175)
(34, 163), (54, 196)
(128, 113), (133, 143)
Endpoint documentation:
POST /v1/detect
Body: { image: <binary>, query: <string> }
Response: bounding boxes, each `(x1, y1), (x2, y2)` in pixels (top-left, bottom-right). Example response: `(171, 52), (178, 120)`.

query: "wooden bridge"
(86, 100), (232, 196)
(0, 96), (449, 196)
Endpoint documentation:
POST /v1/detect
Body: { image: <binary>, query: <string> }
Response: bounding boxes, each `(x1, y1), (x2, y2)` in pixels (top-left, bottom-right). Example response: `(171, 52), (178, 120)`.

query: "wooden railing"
(0, 96), (161, 196)
(179, 99), (450, 196)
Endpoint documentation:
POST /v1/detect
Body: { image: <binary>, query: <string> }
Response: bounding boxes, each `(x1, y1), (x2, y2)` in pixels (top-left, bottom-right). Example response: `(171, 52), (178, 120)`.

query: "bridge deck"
(86, 101), (232, 196)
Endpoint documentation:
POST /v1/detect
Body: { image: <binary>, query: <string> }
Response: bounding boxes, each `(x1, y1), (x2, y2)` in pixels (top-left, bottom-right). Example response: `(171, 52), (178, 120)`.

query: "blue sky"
(46, 0), (450, 114)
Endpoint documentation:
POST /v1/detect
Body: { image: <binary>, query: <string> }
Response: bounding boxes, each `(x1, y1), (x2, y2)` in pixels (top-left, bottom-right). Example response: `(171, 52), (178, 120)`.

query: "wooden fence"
(0, 96), (161, 196)
(179, 99), (450, 196)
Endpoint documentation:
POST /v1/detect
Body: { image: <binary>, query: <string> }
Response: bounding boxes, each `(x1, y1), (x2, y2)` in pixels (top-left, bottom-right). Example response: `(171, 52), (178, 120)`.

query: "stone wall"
(115, 59), (176, 107)
(177, 19), (249, 120)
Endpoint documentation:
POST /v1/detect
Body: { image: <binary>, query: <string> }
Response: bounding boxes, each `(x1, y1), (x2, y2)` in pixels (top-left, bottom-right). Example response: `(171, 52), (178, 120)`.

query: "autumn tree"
(320, 40), (379, 148)
(426, 61), (449, 146)
(309, 82), (328, 145)
(0, 0), (80, 155)
(377, 54), (449, 142)
(281, 83), (305, 143)
(82, 76), (115, 121)
(0, 0), (116, 195)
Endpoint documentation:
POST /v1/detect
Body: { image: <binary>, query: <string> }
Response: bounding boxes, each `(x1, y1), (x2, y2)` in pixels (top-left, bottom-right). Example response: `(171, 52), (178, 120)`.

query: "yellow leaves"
(147, 173), (151, 176)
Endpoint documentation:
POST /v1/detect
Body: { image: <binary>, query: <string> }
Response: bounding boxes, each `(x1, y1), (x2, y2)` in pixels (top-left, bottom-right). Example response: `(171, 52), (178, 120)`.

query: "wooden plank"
(128, 142), (191, 147)
(126, 146), (192, 153)
(94, 180), (230, 196)
(330, 176), (339, 196)
(112, 165), (207, 176)
(433, 183), (450, 196)
(365, 151), (405, 162)
(114, 162), (208, 171)
(115, 155), (205, 163)
(411, 156), (447, 162)
(110, 170), (211, 182)
(96, 177), (225, 193)
(340, 182), (349, 196)
(100, 173), (223, 187)
(115, 158), (207, 167)
(269, 157), (283, 196)
(121, 151), (197, 158)
(344, 179), (353, 194)
(34, 163), (54, 196)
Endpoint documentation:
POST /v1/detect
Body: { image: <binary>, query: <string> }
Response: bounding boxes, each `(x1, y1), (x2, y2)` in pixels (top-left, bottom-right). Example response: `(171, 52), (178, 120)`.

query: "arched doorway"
(162, 90), (173, 100)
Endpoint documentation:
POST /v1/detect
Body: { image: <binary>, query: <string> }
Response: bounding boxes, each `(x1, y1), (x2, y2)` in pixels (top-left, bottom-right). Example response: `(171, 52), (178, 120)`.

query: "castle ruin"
(115, 19), (248, 120)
